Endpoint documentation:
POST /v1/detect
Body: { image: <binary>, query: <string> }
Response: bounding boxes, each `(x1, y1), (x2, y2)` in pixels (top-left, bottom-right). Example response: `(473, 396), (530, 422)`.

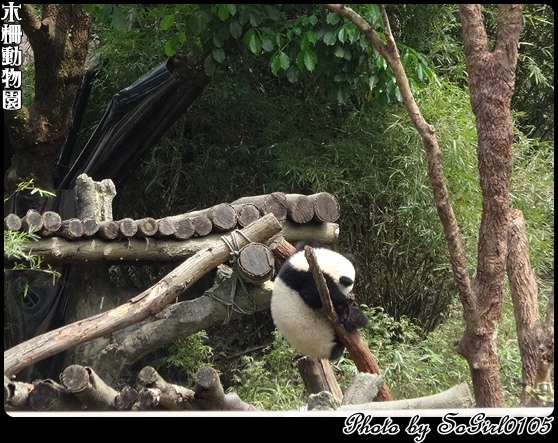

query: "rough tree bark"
(324, 4), (529, 407)
(507, 209), (554, 406)
(457, 4), (522, 407)
(5, 4), (92, 193)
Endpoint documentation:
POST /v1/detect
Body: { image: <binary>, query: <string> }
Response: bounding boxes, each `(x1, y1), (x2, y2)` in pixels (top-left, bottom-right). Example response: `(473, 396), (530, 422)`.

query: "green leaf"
(271, 53), (282, 76)
(279, 51), (290, 70)
(218, 4), (230, 21)
(271, 51), (290, 75)
(160, 14), (175, 31)
(111, 6), (128, 32)
(244, 28), (262, 54)
(230, 19), (242, 38)
(213, 47), (226, 63)
(261, 36), (274, 52)
(263, 5), (281, 21)
(305, 30), (317, 45)
(369, 75), (378, 91)
(286, 65), (298, 83)
(336, 85), (350, 104)
(323, 30), (337, 46)
(227, 4), (237, 16)
(302, 49), (317, 72)
(326, 12), (340, 25)
(334, 46), (344, 58)
(164, 40), (176, 57)
(338, 27), (347, 44)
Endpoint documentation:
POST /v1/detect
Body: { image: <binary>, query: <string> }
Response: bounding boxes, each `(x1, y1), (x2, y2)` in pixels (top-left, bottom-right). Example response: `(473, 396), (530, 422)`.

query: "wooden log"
(235, 203), (261, 227)
(232, 192), (288, 221)
(309, 192), (339, 222)
(207, 203), (237, 231)
(96, 220), (120, 240)
(4, 213), (22, 231)
(21, 209), (43, 232)
(4, 213), (282, 378)
(269, 236), (298, 264)
(40, 211), (62, 236)
(59, 365), (119, 411)
(307, 391), (342, 411)
(235, 242), (275, 283)
(8, 222), (339, 265)
(173, 218), (195, 240)
(341, 373), (384, 405)
(137, 366), (195, 410)
(56, 218), (84, 240)
(297, 357), (343, 400)
(285, 194), (314, 224)
(74, 174), (116, 221)
(4, 375), (33, 410)
(133, 217), (158, 238)
(134, 388), (158, 410)
(339, 382), (474, 410)
(68, 266), (274, 380)
(115, 386), (138, 410)
(28, 379), (82, 411)
(117, 218), (138, 237)
(81, 216), (99, 237)
(275, 220), (339, 245)
(193, 367), (259, 411)
(167, 204), (237, 232)
(191, 216), (213, 237)
(155, 218), (175, 237)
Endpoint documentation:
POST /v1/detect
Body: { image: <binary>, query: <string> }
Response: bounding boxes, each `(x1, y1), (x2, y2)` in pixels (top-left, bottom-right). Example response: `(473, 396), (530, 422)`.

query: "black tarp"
(57, 59), (209, 192)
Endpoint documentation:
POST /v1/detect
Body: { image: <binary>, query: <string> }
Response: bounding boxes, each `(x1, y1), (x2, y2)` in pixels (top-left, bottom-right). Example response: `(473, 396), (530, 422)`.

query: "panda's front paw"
(340, 306), (369, 332)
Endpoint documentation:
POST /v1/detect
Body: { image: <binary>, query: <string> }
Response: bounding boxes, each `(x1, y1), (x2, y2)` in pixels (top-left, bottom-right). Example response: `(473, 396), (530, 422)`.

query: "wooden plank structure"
(4, 191), (340, 242)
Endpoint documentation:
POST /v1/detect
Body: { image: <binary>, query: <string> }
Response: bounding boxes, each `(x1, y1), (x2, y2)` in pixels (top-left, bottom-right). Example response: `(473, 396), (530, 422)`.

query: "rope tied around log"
(209, 230), (259, 323)
(220, 229), (253, 265)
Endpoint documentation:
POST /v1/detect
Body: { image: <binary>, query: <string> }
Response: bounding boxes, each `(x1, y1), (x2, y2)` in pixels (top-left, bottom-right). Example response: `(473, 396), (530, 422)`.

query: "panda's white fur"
(270, 240), (367, 360)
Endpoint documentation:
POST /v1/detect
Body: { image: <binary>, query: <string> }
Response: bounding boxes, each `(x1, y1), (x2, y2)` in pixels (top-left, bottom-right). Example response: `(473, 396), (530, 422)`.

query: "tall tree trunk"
(507, 209), (554, 407)
(457, 4), (522, 407)
(4, 4), (92, 193)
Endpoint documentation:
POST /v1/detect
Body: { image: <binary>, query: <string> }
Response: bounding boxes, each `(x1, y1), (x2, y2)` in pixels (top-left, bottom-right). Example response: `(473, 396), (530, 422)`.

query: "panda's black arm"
(328, 284), (369, 332)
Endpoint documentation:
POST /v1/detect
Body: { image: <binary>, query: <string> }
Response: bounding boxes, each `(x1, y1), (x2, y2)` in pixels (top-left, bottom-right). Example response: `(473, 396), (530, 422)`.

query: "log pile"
(4, 364), (473, 412)
(4, 365), (261, 412)
(4, 191), (340, 242)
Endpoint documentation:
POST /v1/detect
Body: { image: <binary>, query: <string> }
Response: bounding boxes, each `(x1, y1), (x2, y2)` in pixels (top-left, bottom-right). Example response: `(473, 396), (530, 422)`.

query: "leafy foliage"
(4, 180), (60, 295)
(157, 331), (214, 385)
(149, 4), (436, 105)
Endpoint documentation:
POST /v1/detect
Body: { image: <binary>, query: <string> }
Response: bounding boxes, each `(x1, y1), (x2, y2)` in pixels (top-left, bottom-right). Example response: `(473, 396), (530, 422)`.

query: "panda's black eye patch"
(339, 276), (354, 287)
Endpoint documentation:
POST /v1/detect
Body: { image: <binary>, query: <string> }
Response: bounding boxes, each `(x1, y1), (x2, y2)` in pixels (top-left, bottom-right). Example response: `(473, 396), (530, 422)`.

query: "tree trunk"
(456, 4), (522, 407)
(5, 5), (92, 193)
(507, 209), (554, 407)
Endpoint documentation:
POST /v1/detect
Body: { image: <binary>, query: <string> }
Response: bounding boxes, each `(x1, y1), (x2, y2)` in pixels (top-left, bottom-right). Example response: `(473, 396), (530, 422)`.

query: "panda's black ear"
(339, 276), (354, 288)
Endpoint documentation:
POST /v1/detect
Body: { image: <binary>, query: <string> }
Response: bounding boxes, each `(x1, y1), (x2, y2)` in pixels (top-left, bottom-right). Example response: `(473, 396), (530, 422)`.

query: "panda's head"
(288, 242), (355, 296)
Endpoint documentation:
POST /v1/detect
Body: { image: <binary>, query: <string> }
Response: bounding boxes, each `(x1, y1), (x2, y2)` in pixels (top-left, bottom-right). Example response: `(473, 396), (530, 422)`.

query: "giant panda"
(270, 240), (369, 360)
